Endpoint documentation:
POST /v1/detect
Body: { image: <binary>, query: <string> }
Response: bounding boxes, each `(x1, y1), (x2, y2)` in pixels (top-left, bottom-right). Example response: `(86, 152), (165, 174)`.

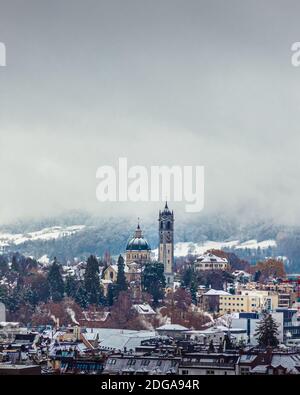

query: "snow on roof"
(133, 304), (156, 315)
(204, 289), (231, 296)
(196, 253), (228, 263)
(185, 327), (224, 335)
(156, 324), (189, 331)
(239, 354), (257, 363)
(271, 354), (300, 372)
(85, 328), (157, 351)
(250, 365), (268, 373)
(82, 333), (99, 341)
(232, 270), (251, 277)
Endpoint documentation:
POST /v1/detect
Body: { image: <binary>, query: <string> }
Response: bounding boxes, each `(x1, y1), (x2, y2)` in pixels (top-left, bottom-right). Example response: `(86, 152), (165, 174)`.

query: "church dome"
(126, 222), (151, 251)
(126, 237), (151, 251)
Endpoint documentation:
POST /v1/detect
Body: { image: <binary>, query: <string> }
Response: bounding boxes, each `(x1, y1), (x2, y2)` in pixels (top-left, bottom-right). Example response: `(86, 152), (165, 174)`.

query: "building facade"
(194, 253), (229, 271)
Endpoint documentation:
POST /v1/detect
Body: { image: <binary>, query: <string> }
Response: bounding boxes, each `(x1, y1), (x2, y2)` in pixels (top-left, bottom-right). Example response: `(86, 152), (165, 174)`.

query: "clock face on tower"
(166, 232), (172, 242)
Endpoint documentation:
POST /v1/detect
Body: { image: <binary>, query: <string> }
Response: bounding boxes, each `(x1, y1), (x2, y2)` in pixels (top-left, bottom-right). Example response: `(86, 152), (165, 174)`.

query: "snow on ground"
(38, 255), (50, 265)
(235, 239), (277, 250)
(0, 225), (86, 247)
(153, 239), (276, 258)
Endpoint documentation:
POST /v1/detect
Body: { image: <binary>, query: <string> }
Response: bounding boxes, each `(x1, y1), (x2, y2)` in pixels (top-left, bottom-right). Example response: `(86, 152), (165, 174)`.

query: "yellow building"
(103, 262), (141, 282)
(219, 290), (279, 314)
(240, 290), (278, 311)
(219, 294), (258, 314)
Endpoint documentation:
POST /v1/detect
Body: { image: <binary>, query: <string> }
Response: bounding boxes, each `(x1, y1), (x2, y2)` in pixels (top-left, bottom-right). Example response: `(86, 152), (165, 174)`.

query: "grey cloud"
(0, 0), (300, 224)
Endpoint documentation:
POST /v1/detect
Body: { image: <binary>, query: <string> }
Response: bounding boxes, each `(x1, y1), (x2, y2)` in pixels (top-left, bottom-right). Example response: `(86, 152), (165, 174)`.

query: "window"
(206, 370), (215, 375)
(141, 360), (150, 366)
(182, 370), (189, 375)
(240, 367), (250, 375)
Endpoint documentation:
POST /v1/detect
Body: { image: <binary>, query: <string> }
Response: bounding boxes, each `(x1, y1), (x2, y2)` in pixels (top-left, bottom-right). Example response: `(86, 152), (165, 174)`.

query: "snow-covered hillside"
(0, 225), (86, 248)
(153, 239), (276, 258)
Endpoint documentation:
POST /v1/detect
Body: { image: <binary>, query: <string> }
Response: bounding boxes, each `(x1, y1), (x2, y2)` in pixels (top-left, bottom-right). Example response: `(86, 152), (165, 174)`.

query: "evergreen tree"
(190, 281), (198, 304)
(107, 283), (118, 306)
(0, 255), (9, 276)
(181, 267), (195, 288)
(84, 255), (104, 305)
(47, 257), (64, 302)
(11, 254), (20, 273)
(255, 312), (279, 348)
(75, 283), (88, 309)
(65, 275), (78, 298)
(29, 274), (50, 304)
(24, 287), (38, 306)
(142, 262), (166, 307)
(254, 270), (261, 282)
(0, 286), (8, 304)
(6, 288), (22, 313)
(116, 255), (127, 292)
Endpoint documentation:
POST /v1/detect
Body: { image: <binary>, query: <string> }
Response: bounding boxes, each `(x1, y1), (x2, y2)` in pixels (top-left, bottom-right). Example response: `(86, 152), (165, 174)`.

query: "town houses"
(0, 203), (300, 375)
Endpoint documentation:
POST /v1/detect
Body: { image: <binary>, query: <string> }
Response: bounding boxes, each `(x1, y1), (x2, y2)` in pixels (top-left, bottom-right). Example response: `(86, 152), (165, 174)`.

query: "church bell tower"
(158, 202), (174, 286)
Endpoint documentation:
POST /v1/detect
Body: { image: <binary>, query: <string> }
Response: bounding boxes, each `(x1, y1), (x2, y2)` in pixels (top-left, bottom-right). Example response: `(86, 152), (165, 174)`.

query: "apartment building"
(219, 290), (279, 314)
(219, 294), (259, 314)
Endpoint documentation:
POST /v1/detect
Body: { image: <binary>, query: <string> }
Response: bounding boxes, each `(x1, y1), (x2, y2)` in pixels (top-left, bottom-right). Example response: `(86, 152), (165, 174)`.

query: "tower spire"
(135, 217), (142, 238)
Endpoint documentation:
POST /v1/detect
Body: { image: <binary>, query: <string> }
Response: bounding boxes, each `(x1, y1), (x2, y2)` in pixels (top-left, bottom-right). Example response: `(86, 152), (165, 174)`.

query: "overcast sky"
(0, 0), (300, 225)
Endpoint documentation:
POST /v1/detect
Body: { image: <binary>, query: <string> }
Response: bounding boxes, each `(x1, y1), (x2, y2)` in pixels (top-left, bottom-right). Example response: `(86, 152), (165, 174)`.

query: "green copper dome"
(126, 237), (151, 251)
(126, 222), (151, 251)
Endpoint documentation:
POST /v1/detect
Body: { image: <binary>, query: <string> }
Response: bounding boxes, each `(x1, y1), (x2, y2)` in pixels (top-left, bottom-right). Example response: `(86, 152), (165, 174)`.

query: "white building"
(194, 253), (229, 271)
(231, 312), (284, 345)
